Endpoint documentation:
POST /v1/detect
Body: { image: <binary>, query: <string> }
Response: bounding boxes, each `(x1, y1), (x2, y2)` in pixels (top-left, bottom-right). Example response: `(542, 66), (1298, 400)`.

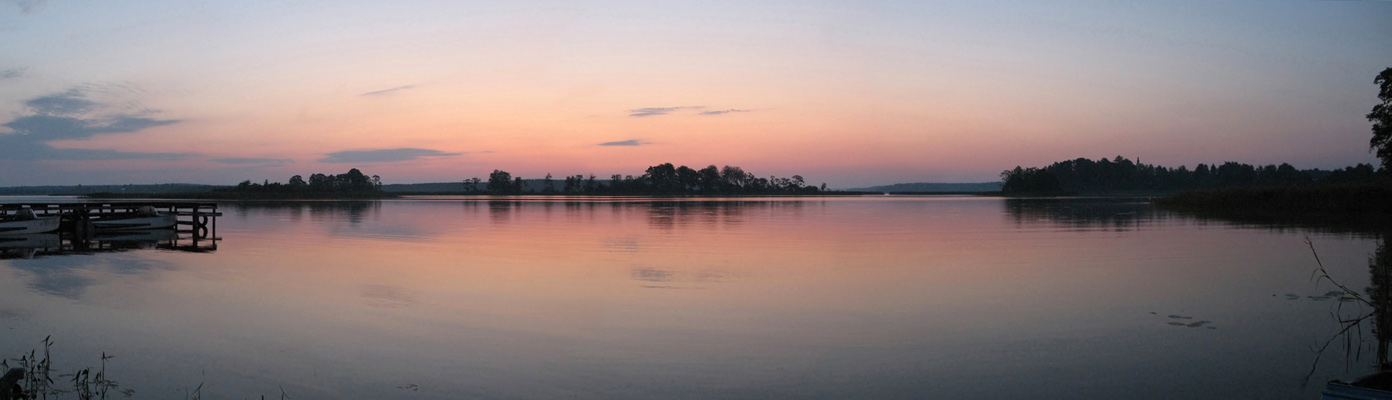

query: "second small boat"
(92, 206), (176, 231)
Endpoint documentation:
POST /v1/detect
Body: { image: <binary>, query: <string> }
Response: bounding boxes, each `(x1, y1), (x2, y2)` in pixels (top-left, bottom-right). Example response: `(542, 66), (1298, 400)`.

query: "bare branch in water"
(1308, 237), (1373, 307)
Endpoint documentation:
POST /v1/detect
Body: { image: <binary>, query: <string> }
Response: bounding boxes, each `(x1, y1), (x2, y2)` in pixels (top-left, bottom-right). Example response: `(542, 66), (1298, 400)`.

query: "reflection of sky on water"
(601, 237), (642, 252)
(0, 307), (24, 321)
(630, 265), (748, 290)
(0, 196), (1385, 399)
(630, 267), (673, 282)
(359, 284), (416, 308)
(3, 254), (176, 299)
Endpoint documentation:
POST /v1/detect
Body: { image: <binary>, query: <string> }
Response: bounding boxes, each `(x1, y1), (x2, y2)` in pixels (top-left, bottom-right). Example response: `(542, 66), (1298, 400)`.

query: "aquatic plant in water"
(1, 336), (129, 399)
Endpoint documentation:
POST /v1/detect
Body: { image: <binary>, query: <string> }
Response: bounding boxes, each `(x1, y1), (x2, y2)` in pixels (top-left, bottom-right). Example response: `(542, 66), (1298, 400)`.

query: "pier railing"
(0, 202), (220, 257)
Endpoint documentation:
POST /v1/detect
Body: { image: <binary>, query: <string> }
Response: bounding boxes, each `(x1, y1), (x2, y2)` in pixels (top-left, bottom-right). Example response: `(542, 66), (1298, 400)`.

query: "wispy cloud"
(598, 139), (650, 147)
(320, 148), (461, 163)
(0, 87), (185, 161)
(699, 109), (750, 116)
(629, 106), (704, 117)
(4, 115), (177, 141)
(6, 0), (48, 14)
(360, 85), (416, 97)
(25, 90), (100, 116)
(210, 157), (294, 166)
(0, 68), (23, 80)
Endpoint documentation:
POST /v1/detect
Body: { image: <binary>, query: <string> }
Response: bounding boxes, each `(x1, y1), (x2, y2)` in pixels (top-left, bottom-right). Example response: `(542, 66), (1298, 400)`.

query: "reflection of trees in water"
(644, 200), (804, 230)
(1003, 198), (1163, 230)
(229, 201), (380, 225)
(1162, 204), (1392, 238)
(1010, 198), (1390, 237)
(1371, 237), (1392, 371)
(562, 201), (602, 221)
(479, 199), (810, 229)
(488, 200), (519, 224)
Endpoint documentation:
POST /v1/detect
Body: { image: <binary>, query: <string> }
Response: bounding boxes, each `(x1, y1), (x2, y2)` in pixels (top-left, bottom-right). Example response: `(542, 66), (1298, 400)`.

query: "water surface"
(0, 196), (1383, 399)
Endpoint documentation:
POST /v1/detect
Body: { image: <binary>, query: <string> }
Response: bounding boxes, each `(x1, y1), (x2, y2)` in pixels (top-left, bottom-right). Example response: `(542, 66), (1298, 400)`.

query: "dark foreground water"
(0, 196), (1385, 399)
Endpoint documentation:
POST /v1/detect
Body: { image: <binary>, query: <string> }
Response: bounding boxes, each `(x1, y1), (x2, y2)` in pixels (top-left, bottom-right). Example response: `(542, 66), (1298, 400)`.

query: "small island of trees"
(463, 163), (828, 196)
(216, 168), (389, 199)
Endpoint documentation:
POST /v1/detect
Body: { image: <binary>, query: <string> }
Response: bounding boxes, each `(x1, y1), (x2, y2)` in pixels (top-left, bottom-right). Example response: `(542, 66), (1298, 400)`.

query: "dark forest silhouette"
(1000, 156), (1385, 195)
(216, 168), (387, 198)
(463, 163), (826, 195)
(1007, 68), (1392, 196)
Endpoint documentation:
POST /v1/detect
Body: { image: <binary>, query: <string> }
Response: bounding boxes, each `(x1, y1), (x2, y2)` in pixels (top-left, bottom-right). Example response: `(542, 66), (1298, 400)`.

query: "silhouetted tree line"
(466, 163), (826, 195)
(1002, 156), (1387, 194)
(221, 168), (385, 197)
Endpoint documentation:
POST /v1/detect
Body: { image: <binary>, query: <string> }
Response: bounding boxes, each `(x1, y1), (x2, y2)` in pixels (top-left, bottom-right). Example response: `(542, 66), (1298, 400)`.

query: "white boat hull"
(92, 214), (176, 231)
(0, 217), (60, 235)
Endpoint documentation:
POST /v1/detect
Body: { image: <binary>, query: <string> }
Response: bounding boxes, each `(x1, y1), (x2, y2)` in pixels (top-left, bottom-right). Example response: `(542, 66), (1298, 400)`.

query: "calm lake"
(0, 195), (1386, 399)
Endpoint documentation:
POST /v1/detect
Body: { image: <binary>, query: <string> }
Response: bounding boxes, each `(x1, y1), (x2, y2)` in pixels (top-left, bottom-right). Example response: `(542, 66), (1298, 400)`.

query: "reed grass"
(3, 337), (292, 400)
(1, 336), (125, 399)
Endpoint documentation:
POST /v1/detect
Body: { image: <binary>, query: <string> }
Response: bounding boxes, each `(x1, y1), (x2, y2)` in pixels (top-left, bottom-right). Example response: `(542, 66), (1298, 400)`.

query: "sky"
(1, 1), (1389, 188)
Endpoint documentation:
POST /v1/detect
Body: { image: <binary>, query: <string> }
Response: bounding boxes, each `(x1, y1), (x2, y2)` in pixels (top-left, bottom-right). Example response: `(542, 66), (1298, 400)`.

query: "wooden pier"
(0, 202), (221, 255)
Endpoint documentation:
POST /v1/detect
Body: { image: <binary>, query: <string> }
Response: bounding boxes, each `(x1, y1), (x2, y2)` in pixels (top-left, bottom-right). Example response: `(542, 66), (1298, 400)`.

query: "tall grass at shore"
(2, 336), (127, 399)
(3, 337), (295, 399)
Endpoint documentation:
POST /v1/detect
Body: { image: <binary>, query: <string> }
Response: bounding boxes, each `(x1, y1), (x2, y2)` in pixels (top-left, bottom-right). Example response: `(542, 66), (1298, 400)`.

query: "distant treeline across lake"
(38, 163), (841, 199)
(461, 163), (826, 195)
(1000, 156), (1385, 195)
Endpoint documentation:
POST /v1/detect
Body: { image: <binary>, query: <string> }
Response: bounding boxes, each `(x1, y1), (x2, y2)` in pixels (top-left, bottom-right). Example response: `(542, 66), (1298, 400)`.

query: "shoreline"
(73, 191), (1008, 200)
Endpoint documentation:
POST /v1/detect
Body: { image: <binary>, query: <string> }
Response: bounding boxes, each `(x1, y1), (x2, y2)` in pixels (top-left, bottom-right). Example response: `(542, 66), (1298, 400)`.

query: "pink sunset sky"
(1, 1), (1389, 188)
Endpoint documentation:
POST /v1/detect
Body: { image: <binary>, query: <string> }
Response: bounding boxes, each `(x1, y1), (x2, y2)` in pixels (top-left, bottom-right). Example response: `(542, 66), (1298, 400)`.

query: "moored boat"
(0, 208), (61, 235)
(1323, 372), (1392, 400)
(91, 206), (176, 231)
(1323, 381), (1392, 400)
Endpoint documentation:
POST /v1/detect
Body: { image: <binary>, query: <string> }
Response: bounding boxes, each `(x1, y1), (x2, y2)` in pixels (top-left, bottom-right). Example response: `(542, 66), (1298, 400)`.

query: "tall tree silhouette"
(542, 173), (556, 194)
(1370, 67), (1392, 170)
(487, 170), (513, 194)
